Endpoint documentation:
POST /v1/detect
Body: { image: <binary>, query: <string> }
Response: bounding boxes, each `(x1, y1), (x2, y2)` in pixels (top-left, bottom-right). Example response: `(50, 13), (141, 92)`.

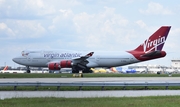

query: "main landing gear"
(72, 66), (93, 73)
(26, 66), (31, 73)
(72, 67), (93, 77)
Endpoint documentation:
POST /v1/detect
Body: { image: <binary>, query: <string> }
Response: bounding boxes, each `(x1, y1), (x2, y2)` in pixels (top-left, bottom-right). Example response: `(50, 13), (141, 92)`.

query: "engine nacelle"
(60, 60), (72, 68)
(48, 63), (60, 70)
(48, 60), (72, 70)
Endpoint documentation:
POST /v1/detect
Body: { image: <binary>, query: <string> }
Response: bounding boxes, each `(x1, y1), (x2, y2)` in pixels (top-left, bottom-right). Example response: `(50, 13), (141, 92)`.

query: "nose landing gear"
(26, 66), (31, 73)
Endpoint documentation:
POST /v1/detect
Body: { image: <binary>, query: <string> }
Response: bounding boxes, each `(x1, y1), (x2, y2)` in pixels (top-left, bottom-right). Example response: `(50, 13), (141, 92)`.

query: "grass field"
(0, 73), (178, 78)
(0, 86), (180, 91)
(1, 86), (180, 91)
(0, 96), (180, 107)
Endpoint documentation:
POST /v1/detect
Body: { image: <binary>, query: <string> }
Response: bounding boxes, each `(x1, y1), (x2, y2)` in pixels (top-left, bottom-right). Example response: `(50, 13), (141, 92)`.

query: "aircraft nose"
(12, 57), (20, 63)
(12, 58), (17, 63)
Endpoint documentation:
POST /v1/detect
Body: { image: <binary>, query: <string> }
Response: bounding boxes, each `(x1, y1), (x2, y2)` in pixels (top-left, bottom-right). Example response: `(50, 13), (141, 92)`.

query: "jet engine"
(60, 60), (72, 68)
(48, 63), (60, 70)
(48, 60), (73, 70)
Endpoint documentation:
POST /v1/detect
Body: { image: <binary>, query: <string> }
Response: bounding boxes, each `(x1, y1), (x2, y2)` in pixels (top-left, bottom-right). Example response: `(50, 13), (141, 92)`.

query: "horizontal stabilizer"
(140, 50), (165, 58)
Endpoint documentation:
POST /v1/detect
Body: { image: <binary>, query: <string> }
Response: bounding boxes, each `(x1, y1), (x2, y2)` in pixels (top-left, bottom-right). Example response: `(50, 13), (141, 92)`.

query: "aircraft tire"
(72, 66), (80, 73)
(82, 68), (93, 73)
(157, 71), (161, 74)
(27, 70), (31, 73)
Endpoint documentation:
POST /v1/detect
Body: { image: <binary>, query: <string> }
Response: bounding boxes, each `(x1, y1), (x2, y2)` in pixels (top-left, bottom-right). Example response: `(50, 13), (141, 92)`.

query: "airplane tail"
(127, 26), (171, 61)
(133, 26), (171, 53)
(3, 66), (8, 71)
(0, 66), (8, 73)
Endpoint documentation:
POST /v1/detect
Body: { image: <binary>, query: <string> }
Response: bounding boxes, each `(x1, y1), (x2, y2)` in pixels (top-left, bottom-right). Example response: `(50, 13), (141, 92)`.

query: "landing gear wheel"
(72, 66), (79, 73)
(27, 70), (31, 73)
(82, 68), (92, 73)
(26, 66), (31, 73)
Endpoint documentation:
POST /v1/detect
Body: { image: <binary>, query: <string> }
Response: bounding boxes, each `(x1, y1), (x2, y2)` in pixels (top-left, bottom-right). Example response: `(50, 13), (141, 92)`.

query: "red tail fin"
(133, 26), (171, 53)
(3, 66), (8, 71)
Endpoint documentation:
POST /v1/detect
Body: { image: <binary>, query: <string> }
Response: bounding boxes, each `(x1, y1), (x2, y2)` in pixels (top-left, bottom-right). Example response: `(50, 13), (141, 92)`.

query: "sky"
(0, 0), (180, 68)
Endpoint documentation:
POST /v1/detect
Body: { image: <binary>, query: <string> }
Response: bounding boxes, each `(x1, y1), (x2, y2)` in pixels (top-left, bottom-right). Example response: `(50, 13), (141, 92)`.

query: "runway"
(0, 77), (180, 83)
(1, 90), (180, 99)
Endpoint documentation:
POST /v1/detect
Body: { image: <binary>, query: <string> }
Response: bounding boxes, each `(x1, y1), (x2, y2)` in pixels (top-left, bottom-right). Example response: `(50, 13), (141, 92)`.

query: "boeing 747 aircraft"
(12, 26), (171, 73)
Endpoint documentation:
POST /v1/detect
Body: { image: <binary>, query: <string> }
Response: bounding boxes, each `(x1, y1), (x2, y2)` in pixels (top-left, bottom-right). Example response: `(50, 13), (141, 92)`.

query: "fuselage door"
(21, 50), (31, 62)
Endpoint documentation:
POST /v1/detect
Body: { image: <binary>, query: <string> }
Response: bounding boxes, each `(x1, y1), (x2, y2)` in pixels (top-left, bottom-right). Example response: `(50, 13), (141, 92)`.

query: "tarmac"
(1, 90), (180, 99)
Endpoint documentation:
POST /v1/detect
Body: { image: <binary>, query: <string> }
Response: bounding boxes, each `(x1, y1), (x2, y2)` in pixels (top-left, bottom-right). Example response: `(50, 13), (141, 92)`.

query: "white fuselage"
(13, 50), (140, 68)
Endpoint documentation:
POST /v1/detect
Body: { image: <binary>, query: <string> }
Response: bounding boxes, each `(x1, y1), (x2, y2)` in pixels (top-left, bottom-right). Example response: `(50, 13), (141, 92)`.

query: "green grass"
(1, 86), (180, 91)
(0, 73), (179, 78)
(1, 96), (180, 107)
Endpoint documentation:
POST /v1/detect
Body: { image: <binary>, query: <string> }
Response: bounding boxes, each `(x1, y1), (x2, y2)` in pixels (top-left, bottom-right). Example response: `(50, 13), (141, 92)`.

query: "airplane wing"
(73, 52), (94, 61)
(72, 52), (94, 68)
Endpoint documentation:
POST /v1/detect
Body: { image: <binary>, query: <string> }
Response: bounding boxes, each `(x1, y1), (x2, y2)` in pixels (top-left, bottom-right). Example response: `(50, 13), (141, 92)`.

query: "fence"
(0, 82), (180, 90)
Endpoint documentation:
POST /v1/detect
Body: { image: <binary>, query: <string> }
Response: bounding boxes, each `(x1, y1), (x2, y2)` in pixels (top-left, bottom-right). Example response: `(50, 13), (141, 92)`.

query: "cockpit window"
(21, 51), (29, 56)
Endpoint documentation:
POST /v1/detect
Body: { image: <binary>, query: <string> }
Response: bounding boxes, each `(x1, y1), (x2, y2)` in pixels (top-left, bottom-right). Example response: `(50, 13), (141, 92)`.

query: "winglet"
(72, 52), (94, 60)
(86, 52), (94, 57)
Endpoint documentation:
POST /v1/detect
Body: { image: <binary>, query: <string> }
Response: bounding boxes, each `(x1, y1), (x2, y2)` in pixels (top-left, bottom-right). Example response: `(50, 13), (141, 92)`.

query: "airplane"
(0, 66), (26, 73)
(110, 67), (136, 73)
(0, 66), (8, 73)
(12, 26), (171, 73)
(110, 67), (121, 73)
